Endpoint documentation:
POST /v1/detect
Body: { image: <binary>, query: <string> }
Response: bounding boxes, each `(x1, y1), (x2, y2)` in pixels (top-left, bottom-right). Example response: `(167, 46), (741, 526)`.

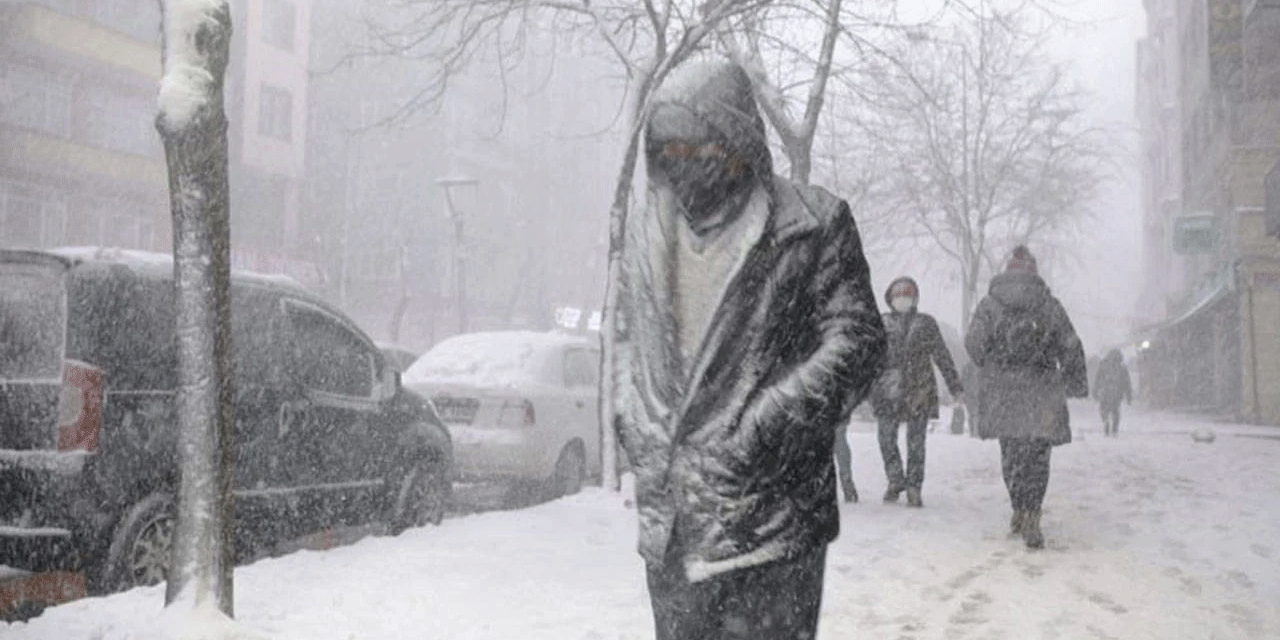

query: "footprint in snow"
(1070, 584), (1129, 615)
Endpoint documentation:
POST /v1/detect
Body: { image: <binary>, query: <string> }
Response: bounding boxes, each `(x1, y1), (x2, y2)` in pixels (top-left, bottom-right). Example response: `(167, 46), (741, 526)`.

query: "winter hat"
(883, 276), (919, 306)
(1006, 245), (1038, 274)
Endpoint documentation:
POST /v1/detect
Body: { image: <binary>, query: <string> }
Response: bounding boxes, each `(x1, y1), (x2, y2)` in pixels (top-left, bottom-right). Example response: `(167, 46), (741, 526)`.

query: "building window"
(258, 84), (293, 142)
(262, 0), (296, 52)
(85, 89), (162, 158)
(85, 199), (154, 250)
(94, 0), (162, 43)
(0, 182), (67, 248)
(0, 63), (72, 137)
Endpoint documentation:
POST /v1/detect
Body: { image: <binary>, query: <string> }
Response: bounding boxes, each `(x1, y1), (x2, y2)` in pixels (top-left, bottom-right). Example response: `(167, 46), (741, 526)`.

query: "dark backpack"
(990, 300), (1055, 368)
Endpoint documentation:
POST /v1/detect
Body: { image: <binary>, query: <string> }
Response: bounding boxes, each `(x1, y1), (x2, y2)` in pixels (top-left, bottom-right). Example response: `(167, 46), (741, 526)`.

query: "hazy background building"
(305, 0), (621, 353)
(1136, 0), (1280, 423)
(0, 0), (318, 285)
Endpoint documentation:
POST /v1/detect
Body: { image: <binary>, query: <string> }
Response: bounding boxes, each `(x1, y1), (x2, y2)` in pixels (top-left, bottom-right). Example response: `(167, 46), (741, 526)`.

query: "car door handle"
(575, 401), (585, 408)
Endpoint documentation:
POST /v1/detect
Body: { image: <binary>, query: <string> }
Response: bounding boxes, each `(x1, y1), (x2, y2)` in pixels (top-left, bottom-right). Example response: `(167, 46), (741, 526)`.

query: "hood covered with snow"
(644, 59), (774, 186)
(987, 270), (1052, 312)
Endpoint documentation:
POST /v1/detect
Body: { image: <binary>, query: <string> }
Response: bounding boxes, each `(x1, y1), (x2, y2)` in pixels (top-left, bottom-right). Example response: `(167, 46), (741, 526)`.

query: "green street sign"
(1172, 215), (1219, 254)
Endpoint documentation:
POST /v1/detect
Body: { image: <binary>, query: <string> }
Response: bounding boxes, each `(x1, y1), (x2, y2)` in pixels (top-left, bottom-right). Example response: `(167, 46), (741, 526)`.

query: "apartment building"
(1136, 0), (1280, 423)
(0, 0), (317, 285)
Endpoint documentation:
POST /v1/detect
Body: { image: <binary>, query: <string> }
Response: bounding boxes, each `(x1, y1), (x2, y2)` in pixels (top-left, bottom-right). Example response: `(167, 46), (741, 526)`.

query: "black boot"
(905, 487), (923, 508)
(882, 486), (903, 503)
(1009, 510), (1025, 537)
(1023, 510), (1044, 549)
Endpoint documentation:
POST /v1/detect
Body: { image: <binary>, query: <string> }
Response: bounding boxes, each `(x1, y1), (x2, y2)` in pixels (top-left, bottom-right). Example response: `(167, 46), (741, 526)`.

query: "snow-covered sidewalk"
(5, 406), (1278, 640)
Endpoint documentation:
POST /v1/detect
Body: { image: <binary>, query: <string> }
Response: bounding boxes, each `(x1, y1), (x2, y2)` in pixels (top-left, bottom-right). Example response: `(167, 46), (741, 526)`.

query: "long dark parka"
(1093, 349), (1132, 407)
(611, 61), (887, 581)
(965, 271), (1088, 444)
(870, 277), (963, 422)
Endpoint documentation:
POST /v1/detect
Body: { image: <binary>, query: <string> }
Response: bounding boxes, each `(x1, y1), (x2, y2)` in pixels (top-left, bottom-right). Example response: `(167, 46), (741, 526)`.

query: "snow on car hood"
(402, 331), (586, 389)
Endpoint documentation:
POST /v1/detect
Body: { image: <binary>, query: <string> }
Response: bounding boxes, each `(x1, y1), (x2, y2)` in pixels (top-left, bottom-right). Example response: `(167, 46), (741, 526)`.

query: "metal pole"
(437, 176), (477, 334)
(454, 212), (466, 333)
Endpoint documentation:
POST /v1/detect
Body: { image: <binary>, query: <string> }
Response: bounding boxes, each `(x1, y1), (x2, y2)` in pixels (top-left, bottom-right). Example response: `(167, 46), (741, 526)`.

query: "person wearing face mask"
(611, 57), (887, 640)
(869, 277), (964, 508)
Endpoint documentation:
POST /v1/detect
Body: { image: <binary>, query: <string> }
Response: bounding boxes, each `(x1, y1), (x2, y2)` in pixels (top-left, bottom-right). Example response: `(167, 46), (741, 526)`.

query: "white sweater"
(673, 186), (768, 374)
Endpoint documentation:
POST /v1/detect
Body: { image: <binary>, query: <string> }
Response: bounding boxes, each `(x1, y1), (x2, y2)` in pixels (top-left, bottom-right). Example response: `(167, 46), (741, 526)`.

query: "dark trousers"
(999, 438), (1052, 511)
(877, 417), (928, 489)
(646, 548), (827, 640)
(832, 423), (856, 501)
(1099, 401), (1121, 436)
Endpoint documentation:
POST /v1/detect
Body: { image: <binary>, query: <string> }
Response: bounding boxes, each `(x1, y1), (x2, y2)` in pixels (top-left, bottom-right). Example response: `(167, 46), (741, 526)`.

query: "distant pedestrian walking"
(869, 277), (963, 508)
(965, 246), (1088, 549)
(1093, 349), (1132, 437)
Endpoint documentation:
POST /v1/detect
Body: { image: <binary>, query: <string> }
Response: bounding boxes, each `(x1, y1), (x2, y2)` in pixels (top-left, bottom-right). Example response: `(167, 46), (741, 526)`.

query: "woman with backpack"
(965, 246), (1088, 549)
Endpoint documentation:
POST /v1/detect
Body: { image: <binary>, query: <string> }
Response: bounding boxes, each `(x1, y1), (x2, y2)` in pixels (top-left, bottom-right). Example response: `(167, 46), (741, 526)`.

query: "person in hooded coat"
(868, 277), (963, 507)
(610, 58), (887, 640)
(965, 245), (1088, 549)
(1093, 349), (1133, 436)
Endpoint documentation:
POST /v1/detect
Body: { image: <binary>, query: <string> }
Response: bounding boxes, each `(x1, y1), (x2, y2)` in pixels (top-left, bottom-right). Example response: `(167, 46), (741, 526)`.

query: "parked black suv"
(0, 247), (452, 594)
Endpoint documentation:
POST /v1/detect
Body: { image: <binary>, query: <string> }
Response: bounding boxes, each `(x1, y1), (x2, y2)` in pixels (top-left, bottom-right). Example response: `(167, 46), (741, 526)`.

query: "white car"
(402, 331), (601, 496)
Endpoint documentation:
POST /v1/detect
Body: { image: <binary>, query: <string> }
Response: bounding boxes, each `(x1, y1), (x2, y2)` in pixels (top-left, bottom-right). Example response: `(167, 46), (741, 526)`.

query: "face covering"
(891, 296), (915, 313)
(651, 146), (751, 229)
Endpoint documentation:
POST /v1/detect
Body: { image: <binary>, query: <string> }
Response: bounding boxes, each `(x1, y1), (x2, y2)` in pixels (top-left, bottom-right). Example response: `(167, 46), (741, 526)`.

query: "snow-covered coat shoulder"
(964, 271), (1087, 445)
(611, 169), (886, 581)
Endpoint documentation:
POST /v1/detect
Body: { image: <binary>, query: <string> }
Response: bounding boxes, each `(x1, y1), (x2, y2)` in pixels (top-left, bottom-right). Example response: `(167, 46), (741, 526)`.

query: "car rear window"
(0, 262), (66, 380)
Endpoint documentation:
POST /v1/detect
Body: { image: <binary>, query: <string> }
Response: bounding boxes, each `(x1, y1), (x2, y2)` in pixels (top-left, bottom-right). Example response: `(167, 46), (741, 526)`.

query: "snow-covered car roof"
(403, 330), (594, 388)
(43, 246), (306, 288)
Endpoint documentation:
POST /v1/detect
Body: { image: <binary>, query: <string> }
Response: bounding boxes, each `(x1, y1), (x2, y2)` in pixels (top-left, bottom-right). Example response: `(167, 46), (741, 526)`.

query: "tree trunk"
(157, 0), (236, 616)
(599, 59), (667, 492)
(597, 89), (647, 492)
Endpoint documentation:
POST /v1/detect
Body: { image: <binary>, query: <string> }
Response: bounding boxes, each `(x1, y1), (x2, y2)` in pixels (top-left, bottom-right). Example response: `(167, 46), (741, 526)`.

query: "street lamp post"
(437, 176), (478, 334)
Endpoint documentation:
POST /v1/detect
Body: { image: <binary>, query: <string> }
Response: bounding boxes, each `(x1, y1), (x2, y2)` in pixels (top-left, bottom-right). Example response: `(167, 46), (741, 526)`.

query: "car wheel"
(102, 493), (175, 592)
(389, 459), (451, 534)
(549, 441), (586, 498)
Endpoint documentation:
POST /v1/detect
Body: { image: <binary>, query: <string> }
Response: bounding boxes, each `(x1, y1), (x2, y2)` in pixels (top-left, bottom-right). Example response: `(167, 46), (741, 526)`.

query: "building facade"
(1136, 0), (1280, 423)
(0, 0), (317, 285)
(0, 2), (168, 252)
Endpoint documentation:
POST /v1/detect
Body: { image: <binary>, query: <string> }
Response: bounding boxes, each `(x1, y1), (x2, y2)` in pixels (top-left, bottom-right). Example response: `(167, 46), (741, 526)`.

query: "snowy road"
(4, 405), (1278, 640)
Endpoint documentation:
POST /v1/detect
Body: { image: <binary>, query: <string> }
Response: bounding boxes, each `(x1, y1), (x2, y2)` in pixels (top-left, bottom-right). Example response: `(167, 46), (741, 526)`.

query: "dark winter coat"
(869, 288), (963, 421)
(1093, 350), (1132, 407)
(964, 271), (1087, 445)
(611, 60), (887, 582)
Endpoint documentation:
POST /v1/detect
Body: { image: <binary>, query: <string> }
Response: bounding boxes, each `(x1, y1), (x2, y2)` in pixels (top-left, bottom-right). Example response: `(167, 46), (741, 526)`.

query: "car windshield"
(403, 333), (548, 387)
(0, 262), (65, 380)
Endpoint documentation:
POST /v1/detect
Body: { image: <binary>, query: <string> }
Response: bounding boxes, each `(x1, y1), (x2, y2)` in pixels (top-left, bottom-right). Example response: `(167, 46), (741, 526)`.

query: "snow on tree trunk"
(598, 65), (654, 493)
(156, 0), (236, 618)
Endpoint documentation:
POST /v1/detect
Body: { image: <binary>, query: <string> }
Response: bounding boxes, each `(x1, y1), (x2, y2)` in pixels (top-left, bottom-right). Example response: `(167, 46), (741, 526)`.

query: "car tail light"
(523, 400), (536, 427)
(57, 360), (104, 452)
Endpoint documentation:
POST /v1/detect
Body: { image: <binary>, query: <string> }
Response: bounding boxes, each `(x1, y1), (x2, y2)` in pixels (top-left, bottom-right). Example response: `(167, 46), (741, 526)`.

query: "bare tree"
(156, 0), (237, 618)
(852, 5), (1112, 331)
(721, 0), (846, 184)
(361, 0), (775, 489)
